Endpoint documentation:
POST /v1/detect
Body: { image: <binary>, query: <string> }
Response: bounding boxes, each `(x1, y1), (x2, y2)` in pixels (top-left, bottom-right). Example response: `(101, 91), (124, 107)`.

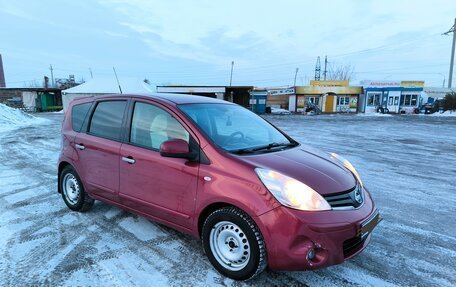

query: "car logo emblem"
(354, 189), (362, 204)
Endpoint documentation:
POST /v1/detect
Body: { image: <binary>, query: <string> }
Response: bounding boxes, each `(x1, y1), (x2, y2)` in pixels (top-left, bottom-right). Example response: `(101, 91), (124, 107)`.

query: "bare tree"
(26, 80), (43, 88)
(328, 64), (355, 81)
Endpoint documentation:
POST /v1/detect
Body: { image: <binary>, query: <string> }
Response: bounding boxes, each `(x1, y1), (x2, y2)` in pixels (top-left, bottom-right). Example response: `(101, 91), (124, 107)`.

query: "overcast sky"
(1, 0), (455, 88)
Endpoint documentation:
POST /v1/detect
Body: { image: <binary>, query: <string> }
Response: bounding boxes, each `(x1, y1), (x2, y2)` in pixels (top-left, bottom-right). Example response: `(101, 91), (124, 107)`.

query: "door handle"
(75, 143), (85, 150)
(122, 156), (136, 164)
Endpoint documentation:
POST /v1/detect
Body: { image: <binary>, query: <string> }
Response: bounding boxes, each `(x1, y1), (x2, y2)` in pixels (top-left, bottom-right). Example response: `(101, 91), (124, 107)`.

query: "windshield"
(178, 103), (296, 153)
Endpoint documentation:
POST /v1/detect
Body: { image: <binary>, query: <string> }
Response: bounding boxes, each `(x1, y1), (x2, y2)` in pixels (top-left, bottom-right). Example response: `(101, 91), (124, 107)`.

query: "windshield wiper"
(231, 142), (298, 154)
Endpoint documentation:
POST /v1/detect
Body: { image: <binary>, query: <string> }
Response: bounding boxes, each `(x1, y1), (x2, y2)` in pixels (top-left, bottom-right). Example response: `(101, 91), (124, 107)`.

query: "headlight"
(330, 153), (364, 187)
(255, 168), (331, 211)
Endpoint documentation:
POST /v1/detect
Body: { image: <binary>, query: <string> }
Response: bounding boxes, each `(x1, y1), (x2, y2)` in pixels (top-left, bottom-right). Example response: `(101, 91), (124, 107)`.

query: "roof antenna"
(113, 67), (123, 94)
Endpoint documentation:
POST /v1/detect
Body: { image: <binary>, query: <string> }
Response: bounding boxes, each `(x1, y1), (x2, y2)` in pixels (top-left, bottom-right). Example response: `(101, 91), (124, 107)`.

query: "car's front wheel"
(60, 165), (94, 212)
(202, 207), (267, 280)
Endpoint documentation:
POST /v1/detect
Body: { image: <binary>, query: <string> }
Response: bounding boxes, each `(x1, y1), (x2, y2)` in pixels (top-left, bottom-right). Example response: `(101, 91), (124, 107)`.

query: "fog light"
(307, 248), (316, 260)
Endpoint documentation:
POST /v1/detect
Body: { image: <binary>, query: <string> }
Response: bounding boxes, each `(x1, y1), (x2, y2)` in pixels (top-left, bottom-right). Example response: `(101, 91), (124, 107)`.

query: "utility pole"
(49, 64), (55, 88)
(444, 18), (456, 88)
(323, 56), (328, 80)
(314, 57), (321, 80)
(89, 68), (93, 79)
(229, 61), (234, 86)
(293, 68), (299, 86)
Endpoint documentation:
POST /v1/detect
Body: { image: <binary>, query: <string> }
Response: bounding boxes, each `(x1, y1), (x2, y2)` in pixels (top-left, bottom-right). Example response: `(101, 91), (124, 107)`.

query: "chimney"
(0, 54), (5, 87)
(44, 76), (49, 89)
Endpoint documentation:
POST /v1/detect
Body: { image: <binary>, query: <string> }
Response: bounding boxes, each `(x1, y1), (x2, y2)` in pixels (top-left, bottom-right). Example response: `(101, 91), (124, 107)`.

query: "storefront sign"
(268, 88), (295, 95)
(310, 80), (349, 86)
(400, 81), (424, 88)
(361, 80), (401, 87)
(295, 86), (362, 95)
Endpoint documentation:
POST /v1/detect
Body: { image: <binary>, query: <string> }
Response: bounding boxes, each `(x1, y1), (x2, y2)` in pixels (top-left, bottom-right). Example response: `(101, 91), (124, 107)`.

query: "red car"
(58, 94), (381, 280)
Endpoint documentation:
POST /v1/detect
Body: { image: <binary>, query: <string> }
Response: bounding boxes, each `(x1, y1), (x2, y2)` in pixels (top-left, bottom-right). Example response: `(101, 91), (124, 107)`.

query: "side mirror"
(160, 139), (196, 160)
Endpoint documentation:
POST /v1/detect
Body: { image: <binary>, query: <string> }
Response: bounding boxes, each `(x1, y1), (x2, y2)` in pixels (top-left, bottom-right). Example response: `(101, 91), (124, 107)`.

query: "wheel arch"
(198, 202), (233, 238)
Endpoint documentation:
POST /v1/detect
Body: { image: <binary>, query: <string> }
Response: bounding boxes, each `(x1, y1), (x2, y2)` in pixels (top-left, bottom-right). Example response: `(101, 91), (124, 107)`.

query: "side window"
(89, 101), (127, 141)
(130, 102), (189, 150)
(72, 103), (92, 132)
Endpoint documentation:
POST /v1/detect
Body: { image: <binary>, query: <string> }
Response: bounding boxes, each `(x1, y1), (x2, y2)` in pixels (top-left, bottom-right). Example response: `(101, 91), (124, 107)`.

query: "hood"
(241, 145), (356, 195)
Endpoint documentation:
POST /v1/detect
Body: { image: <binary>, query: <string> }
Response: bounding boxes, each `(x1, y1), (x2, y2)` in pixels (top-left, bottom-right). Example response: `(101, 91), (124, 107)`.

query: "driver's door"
(119, 101), (199, 229)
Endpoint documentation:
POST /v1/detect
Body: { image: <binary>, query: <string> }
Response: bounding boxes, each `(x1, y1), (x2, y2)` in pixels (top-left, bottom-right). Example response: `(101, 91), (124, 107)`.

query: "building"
(265, 87), (295, 111)
(248, 88), (268, 113)
(156, 85), (253, 108)
(422, 87), (454, 104)
(62, 77), (153, 111)
(0, 87), (62, 111)
(361, 81), (425, 114)
(293, 81), (363, 113)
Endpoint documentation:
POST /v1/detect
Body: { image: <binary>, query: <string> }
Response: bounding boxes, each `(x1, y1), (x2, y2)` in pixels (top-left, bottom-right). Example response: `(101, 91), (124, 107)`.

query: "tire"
(202, 207), (267, 280)
(384, 108), (389, 114)
(377, 107), (384, 113)
(60, 165), (94, 212)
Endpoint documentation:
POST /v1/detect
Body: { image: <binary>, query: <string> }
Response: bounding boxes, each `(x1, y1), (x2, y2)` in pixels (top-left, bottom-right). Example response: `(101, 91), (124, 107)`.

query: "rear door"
(74, 100), (128, 201)
(119, 100), (199, 229)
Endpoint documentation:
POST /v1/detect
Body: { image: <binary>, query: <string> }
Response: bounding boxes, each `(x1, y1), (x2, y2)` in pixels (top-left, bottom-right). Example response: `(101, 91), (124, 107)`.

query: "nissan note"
(58, 93), (381, 280)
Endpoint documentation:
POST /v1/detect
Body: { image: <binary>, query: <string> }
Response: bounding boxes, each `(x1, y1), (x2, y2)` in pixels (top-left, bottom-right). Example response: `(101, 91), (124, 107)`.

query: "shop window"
(338, 96), (349, 105)
(401, 94), (418, 106)
(367, 93), (381, 106)
(308, 97), (320, 105)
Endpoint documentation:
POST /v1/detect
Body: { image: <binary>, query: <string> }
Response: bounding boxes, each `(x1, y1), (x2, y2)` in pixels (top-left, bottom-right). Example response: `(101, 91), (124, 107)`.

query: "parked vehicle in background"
(58, 94), (381, 280)
(421, 99), (444, 114)
(376, 105), (389, 114)
(400, 106), (419, 114)
(270, 107), (291, 115)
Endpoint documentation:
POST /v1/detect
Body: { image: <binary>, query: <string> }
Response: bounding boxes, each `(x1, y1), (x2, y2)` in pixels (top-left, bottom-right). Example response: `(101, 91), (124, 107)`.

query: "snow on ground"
(356, 112), (393, 117)
(429, 110), (456, 117)
(0, 104), (49, 132)
(0, 112), (455, 286)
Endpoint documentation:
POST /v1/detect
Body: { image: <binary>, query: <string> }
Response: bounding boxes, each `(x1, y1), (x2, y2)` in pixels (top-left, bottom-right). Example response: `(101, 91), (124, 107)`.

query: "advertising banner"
(295, 86), (362, 95)
(400, 81), (424, 88)
(310, 80), (349, 86)
(349, 96), (358, 108)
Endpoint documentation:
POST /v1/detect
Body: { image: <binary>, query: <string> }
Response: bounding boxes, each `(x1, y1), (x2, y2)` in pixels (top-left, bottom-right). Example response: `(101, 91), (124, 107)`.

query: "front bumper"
(257, 189), (381, 271)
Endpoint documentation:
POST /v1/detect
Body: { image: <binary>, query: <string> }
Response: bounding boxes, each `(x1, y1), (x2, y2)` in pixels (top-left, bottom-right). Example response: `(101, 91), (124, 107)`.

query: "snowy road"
(0, 112), (455, 286)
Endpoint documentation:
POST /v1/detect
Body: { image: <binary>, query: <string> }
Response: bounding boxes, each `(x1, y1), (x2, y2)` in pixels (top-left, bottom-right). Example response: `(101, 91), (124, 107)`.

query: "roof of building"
(62, 77), (154, 94)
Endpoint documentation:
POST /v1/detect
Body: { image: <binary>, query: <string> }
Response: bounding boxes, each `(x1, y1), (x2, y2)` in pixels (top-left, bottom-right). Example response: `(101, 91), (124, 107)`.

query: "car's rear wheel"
(60, 165), (94, 212)
(202, 207), (267, 280)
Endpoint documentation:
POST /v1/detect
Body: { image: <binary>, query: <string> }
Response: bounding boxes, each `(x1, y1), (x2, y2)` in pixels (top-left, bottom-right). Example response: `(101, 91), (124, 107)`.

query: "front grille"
(343, 235), (366, 257)
(323, 183), (363, 210)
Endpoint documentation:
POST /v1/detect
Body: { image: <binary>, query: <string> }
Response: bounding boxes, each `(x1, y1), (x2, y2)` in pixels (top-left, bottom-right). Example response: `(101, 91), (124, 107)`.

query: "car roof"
(71, 92), (234, 106)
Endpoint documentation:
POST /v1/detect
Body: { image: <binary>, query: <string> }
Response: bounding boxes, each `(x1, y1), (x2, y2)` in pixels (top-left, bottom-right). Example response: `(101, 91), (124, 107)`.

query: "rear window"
(88, 101), (127, 141)
(71, 103), (92, 132)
